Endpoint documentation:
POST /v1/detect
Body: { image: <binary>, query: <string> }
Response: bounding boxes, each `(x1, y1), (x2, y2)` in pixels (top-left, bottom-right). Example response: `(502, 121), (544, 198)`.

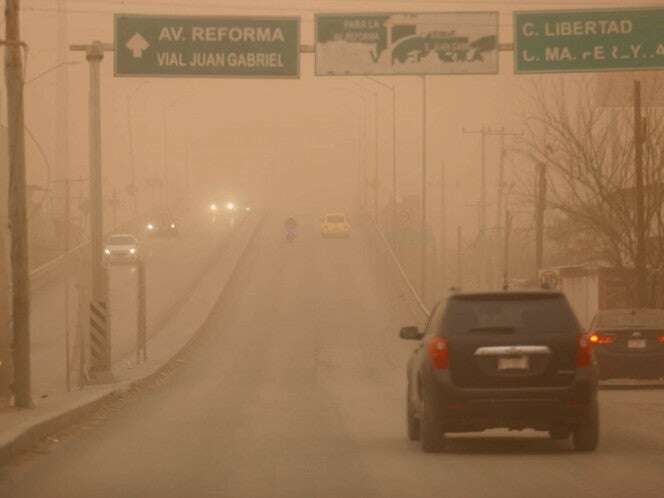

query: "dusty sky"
(4, 0), (662, 243)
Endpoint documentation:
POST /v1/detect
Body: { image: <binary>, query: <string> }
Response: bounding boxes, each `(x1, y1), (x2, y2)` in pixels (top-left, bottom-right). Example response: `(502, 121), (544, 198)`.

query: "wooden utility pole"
(5, 0), (33, 408)
(634, 80), (647, 307)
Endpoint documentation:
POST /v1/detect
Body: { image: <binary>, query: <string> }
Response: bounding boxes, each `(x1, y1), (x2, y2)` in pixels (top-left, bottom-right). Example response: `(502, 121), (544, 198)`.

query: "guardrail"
(29, 242), (86, 283)
(367, 217), (430, 320)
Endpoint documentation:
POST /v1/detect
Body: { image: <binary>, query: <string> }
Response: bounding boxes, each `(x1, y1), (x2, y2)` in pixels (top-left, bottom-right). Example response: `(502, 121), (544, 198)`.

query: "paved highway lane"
(4, 216), (664, 498)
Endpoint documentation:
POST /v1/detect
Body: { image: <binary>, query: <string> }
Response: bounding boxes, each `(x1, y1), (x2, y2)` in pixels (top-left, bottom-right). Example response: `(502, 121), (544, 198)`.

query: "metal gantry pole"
(420, 75), (428, 301)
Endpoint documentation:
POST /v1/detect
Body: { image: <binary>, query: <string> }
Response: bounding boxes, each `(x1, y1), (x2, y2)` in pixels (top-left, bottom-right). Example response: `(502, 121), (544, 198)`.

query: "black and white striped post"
(88, 266), (111, 379)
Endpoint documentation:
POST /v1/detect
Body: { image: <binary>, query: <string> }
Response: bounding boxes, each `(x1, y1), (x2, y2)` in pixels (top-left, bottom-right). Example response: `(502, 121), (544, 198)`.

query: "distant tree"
(518, 77), (664, 303)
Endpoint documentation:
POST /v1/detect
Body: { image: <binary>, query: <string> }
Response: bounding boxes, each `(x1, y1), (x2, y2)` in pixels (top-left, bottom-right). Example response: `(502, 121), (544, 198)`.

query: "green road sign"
(114, 14), (300, 78)
(514, 8), (664, 74)
(315, 12), (499, 76)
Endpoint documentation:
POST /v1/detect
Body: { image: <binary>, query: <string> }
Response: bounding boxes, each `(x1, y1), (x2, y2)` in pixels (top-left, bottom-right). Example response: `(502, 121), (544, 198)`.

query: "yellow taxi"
(321, 213), (351, 238)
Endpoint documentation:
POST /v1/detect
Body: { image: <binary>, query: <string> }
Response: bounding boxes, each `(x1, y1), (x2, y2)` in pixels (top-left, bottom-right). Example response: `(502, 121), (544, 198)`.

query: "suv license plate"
(498, 356), (529, 370)
(628, 339), (646, 349)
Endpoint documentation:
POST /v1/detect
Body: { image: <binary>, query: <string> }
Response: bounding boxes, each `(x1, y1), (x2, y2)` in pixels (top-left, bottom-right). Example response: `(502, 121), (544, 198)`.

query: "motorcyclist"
(285, 217), (297, 241)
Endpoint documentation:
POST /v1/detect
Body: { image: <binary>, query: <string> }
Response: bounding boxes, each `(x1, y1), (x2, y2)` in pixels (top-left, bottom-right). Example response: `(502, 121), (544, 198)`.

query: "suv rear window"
(442, 294), (580, 334)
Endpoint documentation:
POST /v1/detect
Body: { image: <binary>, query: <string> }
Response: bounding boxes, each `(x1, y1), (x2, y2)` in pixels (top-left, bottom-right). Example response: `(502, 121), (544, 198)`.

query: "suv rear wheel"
(573, 399), (599, 451)
(420, 384), (445, 453)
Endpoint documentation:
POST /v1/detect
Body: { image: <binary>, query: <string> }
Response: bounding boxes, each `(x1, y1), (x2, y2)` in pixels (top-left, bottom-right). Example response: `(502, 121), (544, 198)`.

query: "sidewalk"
(0, 212), (265, 463)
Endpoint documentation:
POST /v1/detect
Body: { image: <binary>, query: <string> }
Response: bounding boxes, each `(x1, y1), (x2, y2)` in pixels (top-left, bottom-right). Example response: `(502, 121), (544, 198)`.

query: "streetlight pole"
(163, 98), (182, 212)
(349, 82), (379, 221)
(126, 81), (149, 218)
(332, 87), (372, 212)
(70, 40), (114, 382)
(420, 75), (428, 302)
(366, 76), (397, 235)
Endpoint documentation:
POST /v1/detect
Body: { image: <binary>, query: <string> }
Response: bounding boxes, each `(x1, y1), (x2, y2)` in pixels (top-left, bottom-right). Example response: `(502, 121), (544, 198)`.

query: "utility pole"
(456, 225), (463, 289)
(5, 0), (33, 408)
(109, 188), (119, 229)
(420, 75), (428, 301)
(70, 41), (114, 381)
(56, 0), (69, 254)
(463, 126), (522, 289)
(366, 77), (397, 235)
(64, 179), (71, 391)
(503, 210), (512, 290)
(373, 91), (379, 224)
(439, 161), (447, 300)
(535, 162), (547, 278)
(462, 126), (488, 288)
(496, 132), (506, 231)
(0, 143), (11, 405)
(0, 116), (11, 406)
(634, 80), (647, 307)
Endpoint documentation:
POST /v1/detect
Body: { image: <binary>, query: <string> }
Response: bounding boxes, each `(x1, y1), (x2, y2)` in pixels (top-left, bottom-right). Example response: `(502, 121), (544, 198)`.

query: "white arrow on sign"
(126, 33), (150, 58)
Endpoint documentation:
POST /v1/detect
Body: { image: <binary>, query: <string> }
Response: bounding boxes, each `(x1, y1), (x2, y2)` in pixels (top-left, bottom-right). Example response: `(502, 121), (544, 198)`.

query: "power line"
(22, 0), (636, 18)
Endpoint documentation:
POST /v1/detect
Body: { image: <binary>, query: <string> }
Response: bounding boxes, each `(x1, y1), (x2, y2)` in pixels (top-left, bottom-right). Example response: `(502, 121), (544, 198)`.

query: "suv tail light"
(576, 333), (592, 368)
(657, 336), (664, 344)
(589, 331), (615, 345)
(428, 337), (449, 369)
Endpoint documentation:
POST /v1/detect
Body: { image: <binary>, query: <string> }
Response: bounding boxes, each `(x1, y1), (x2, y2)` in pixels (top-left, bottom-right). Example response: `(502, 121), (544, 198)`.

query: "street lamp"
(162, 98), (183, 211)
(330, 86), (376, 215)
(348, 82), (379, 223)
(365, 77), (397, 235)
(126, 81), (150, 218)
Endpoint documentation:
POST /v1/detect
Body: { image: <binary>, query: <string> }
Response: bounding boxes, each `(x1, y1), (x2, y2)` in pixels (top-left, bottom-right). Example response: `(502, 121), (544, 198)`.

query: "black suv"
(400, 291), (599, 453)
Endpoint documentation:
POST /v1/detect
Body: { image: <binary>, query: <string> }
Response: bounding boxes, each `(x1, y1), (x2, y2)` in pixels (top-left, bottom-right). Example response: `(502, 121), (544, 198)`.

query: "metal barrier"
(367, 218), (430, 320)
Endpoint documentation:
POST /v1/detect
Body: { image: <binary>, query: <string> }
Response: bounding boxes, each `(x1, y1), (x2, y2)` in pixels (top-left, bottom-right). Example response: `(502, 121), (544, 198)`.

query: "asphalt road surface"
(3, 216), (664, 498)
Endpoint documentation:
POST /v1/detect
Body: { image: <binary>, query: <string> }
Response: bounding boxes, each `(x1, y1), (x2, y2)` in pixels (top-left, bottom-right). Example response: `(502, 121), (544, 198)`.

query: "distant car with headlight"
(321, 213), (351, 238)
(145, 212), (178, 237)
(104, 234), (139, 264)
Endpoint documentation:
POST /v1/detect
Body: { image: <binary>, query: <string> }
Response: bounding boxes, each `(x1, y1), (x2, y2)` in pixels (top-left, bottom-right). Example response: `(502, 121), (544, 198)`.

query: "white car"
(104, 234), (139, 264)
(321, 213), (351, 238)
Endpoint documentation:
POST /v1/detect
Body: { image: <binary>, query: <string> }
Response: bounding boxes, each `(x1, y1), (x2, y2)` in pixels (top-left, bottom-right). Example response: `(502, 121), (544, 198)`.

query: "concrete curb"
(0, 213), (266, 465)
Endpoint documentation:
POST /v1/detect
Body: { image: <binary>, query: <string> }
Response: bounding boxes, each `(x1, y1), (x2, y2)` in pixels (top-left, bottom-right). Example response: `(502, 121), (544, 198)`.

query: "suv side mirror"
(399, 326), (423, 341)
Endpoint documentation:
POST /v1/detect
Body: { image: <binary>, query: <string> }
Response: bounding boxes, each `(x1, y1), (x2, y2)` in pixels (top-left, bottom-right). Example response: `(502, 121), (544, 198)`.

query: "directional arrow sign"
(514, 7), (664, 73)
(126, 33), (150, 58)
(114, 14), (300, 78)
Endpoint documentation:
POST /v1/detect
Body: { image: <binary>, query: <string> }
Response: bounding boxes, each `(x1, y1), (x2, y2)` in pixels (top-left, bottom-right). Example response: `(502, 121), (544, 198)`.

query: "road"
(3, 216), (664, 498)
(29, 206), (242, 397)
